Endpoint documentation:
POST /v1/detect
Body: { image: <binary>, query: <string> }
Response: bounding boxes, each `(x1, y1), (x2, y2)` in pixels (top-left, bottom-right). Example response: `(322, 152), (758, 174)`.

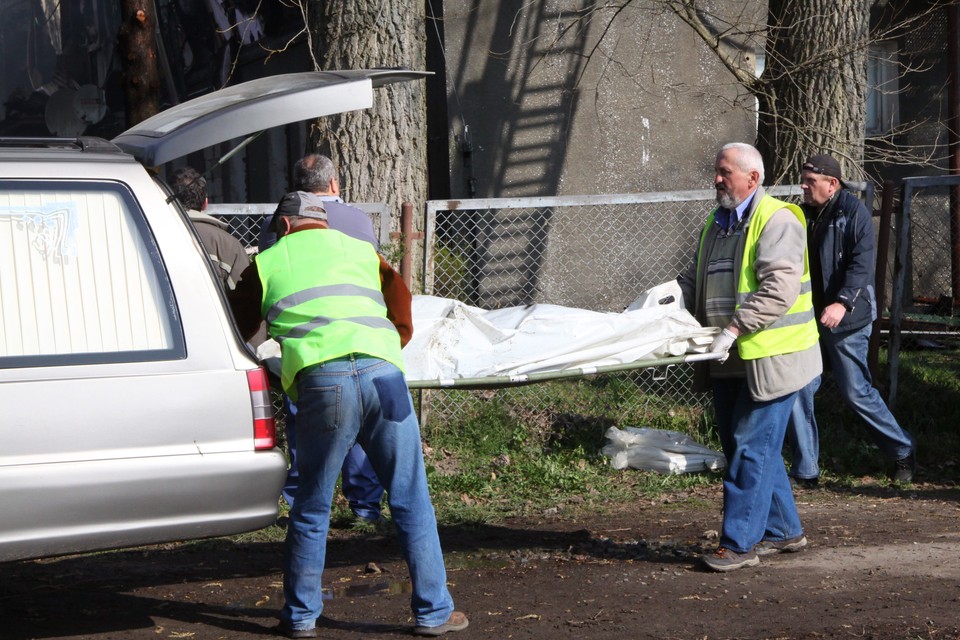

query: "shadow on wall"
(446, 0), (597, 307)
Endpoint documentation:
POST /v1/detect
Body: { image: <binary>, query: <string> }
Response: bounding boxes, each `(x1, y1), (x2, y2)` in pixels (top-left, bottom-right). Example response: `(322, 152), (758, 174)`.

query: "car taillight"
(246, 367), (276, 450)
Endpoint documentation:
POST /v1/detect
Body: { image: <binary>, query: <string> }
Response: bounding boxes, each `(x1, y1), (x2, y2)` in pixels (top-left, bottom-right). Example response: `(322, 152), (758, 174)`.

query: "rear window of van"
(0, 181), (184, 367)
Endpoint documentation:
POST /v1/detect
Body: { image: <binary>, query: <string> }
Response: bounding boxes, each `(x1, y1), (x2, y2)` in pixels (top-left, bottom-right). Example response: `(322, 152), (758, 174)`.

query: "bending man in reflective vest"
(230, 192), (468, 638)
(678, 143), (822, 572)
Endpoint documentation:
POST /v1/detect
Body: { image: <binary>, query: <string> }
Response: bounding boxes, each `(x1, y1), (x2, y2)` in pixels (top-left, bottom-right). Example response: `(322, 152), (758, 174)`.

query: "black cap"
(271, 191), (328, 231)
(802, 154), (846, 187)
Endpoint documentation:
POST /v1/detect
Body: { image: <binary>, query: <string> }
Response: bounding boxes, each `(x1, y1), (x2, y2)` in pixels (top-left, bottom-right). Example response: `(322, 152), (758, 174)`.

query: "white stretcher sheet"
(401, 281), (717, 383)
(255, 282), (719, 385)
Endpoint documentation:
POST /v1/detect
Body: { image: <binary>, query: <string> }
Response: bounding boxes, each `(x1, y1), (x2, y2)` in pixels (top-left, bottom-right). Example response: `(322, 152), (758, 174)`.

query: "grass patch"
(417, 339), (960, 524)
(815, 338), (960, 484)
(245, 339), (959, 541)
(418, 377), (722, 524)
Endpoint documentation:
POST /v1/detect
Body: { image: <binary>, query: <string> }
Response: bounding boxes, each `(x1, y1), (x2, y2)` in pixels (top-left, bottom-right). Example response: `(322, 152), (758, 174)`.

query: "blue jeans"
(281, 356), (454, 632)
(342, 442), (386, 521)
(282, 396), (385, 518)
(821, 324), (914, 460)
(785, 375), (821, 480)
(281, 397), (300, 506)
(712, 378), (803, 552)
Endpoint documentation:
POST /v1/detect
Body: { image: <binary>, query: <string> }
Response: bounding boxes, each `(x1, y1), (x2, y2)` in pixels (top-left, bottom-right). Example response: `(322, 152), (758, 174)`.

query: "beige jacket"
(678, 187), (822, 401)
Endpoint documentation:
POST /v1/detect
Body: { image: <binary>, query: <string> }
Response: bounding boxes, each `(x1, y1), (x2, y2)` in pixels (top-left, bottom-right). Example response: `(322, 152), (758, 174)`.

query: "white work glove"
(708, 328), (737, 363)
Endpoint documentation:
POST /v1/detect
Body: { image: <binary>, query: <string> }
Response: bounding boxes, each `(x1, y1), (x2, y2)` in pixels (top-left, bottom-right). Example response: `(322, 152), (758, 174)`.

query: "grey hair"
(719, 142), (765, 183)
(293, 154), (337, 193)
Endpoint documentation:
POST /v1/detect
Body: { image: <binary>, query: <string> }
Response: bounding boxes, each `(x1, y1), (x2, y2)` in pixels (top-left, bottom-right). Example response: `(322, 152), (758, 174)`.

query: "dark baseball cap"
(271, 191), (328, 230)
(802, 154), (846, 187)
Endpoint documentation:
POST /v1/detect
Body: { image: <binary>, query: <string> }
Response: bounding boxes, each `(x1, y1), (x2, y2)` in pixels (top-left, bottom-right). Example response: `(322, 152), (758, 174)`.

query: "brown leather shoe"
(413, 611), (469, 636)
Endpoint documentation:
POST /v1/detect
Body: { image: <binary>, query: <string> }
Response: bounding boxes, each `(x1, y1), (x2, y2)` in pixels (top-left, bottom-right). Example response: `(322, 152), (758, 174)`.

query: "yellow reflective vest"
(256, 229), (404, 397)
(698, 195), (819, 360)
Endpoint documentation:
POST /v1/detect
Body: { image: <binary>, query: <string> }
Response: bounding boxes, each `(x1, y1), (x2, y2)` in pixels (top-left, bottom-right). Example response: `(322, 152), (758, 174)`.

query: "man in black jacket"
(786, 154), (916, 484)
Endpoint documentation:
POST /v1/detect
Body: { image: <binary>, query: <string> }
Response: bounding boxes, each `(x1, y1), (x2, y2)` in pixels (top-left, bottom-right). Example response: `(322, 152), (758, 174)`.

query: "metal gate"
(889, 175), (960, 406)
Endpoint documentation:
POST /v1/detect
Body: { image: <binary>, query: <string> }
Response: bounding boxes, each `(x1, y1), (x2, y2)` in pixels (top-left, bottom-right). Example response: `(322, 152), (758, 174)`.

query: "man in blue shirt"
(261, 154), (386, 521)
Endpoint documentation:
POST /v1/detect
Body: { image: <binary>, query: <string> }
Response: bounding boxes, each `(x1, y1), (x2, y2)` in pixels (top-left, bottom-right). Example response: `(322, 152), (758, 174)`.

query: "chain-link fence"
(207, 186), (904, 436)
(420, 187), (820, 431)
(206, 202), (392, 250)
(894, 178), (959, 308)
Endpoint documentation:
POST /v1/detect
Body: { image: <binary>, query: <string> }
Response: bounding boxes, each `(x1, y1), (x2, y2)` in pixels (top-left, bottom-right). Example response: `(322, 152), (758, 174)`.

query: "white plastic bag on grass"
(602, 426), (726, 475)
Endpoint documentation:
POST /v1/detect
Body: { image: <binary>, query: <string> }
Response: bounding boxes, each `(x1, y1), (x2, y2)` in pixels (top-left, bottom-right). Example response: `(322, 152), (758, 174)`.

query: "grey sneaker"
(278, 623), (318, 638)
(893, 452), (916, 483)
(701, 546), (760, 572)
(755, 534), (808, 557)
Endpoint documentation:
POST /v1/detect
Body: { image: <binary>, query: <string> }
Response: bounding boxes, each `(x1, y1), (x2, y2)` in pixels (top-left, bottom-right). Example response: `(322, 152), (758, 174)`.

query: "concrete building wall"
(441, 0), (762, 200)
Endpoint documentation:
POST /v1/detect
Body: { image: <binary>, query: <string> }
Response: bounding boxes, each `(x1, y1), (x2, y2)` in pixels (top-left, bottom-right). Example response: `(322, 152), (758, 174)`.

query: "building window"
(866, 41), (900, 136)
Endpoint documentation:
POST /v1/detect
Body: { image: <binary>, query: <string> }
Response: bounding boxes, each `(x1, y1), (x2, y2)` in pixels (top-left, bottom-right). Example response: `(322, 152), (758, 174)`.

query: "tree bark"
(306, 0), (428, 289)
(117, 1), (161, 127)
(757, 0), (870, 183)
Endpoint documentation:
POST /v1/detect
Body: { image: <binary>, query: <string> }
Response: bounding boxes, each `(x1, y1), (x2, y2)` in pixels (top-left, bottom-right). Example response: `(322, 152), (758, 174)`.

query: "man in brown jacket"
(169, 166), (249, 290)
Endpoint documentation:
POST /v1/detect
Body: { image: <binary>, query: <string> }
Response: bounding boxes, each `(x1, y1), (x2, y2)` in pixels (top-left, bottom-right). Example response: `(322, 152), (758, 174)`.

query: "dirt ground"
(4, 480), (960, 640)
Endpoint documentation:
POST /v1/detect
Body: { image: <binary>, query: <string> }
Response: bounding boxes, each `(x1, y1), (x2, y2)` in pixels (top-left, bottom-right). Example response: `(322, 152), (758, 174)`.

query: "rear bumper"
(0, 449), (287, 562)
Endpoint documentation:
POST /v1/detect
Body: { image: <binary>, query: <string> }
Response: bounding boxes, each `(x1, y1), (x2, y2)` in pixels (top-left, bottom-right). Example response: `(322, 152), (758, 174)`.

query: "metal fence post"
(889, 181), (913, 409)
(869, 181), (896, 380)
(399, 202), (415, 290)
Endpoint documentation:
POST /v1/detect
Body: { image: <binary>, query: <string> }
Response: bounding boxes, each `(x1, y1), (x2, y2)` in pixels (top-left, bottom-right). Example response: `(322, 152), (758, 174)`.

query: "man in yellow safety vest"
(230, 192), (468, 637)
(678, 142), (822, 572)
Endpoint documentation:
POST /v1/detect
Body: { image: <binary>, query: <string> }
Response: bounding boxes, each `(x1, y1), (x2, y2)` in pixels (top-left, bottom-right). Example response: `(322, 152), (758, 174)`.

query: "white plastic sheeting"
(402, 281), (717, 384)
(601, 426), (726, 474)
(256, 281), (719, 386)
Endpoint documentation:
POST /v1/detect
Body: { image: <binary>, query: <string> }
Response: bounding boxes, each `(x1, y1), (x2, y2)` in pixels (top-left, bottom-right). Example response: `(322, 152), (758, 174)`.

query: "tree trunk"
(306, 0), (428, 290)
(757, 0), (870, 183)
(117, 1), (161, 127)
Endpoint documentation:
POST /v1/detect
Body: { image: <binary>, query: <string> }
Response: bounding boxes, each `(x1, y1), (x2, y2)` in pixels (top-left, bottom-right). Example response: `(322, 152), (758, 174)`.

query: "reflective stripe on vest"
(209, 253), (237, 290)
(255, 229), (404, 397)
(698, 195), (819, 360)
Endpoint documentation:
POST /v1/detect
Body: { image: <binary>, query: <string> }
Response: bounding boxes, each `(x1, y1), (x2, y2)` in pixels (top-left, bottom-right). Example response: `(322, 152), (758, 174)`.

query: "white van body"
(0, 69), (428, 561)
(0, 147), (287, 561)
